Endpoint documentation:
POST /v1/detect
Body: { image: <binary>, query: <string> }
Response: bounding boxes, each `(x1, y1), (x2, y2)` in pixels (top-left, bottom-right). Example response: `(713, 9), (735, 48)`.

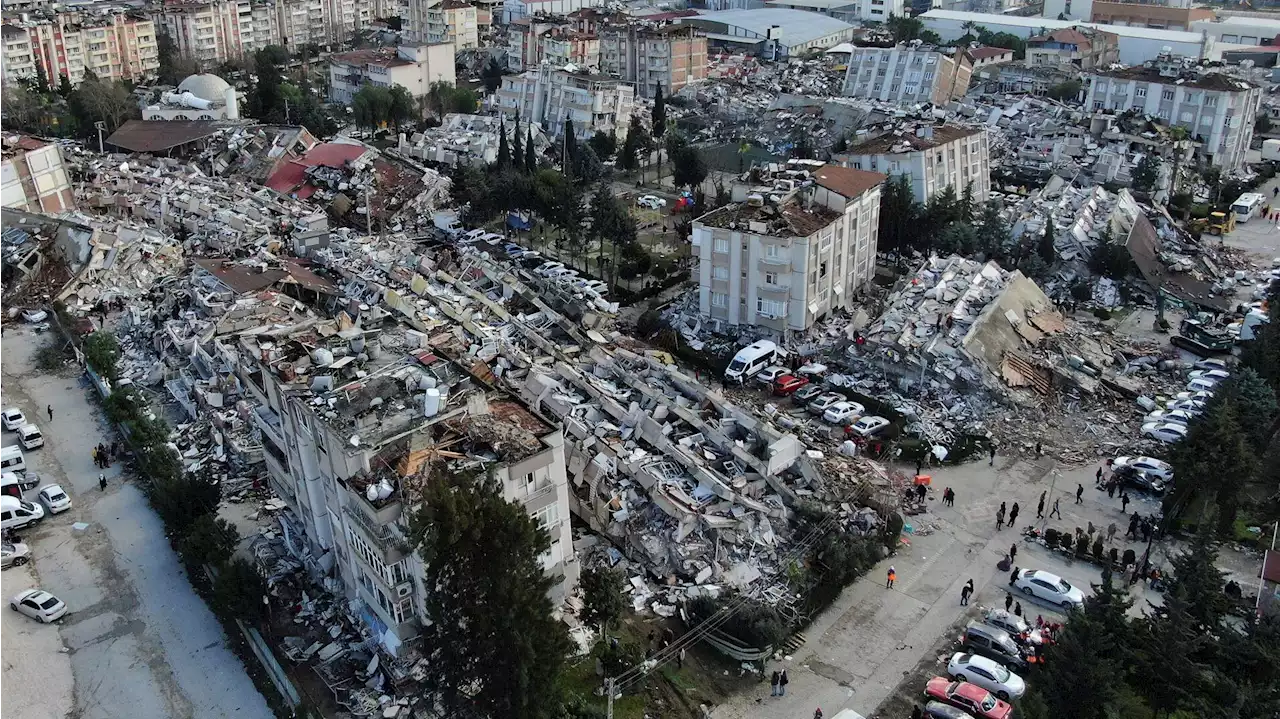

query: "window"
(765, 272), (778, 285)
(819, 261), (828, 278)
(1161, 89), (1175, 101)
(713, 238), (729, 253)
(1135, 85), (1147, 98)
(523, 472), (537, 493)
(531, 503), (558, 530)
(756, 298), (785, 318)
(1093, 100), (1104, 110)
(765, 243), (781, 258)
(1204, 95), (1218, 107)
(711, 291), (728, 307)
(712, 266), (729, 280)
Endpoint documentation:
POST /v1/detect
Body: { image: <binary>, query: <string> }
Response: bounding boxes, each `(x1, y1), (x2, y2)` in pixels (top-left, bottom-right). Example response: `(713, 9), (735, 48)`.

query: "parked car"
(947, 652), (1027, 700)
(37, 484), (71, 514)
(479, 232), (505, 244)
(1, 408), (26, 432)
(17, 424), (43, 450)
(773, 375), (810, 396)
(822, 401), (865, 425)
(922, 701), (976, 719)
(0, 496), (44, 531)
(1, 542), (30, 569)
(9, 589), (67, 623)
(1193, 358), (1230, 372)
(923, 677), (1013, 719)
(1142, 409), (1195, 427)
(846, 415), (890, 438)
(502, 243), (525, 257)
(1189, 368), (1230, 382)
(792, 384), (824, 405)
(1186, 377), (1221, 394)
(1011, 568), (1085, 610)
(1173, 390), (1214, 404)
(1165, 399), (1207, 415)
(755, 366), (789, 386)
(807, 393), (845, 415)
(535, 262), (566, 276)
(1141, 422), (1188, 444)
(1111, 455), (1173, 481)
(980, 609), (1045, 647)
(1112, 465), (1167, 494)
(636, 195), (666, 209)
(961, 622), (1029, 671)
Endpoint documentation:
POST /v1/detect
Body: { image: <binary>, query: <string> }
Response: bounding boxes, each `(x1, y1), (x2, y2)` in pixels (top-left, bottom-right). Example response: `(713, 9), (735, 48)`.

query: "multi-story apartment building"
(501, 0), (608, 24)
(836, 124), (990, 204)
(233, 322), (576, 653)
(1084, 51), (1261, 170)
(2, 10), (159, 88)
(2, 135), (75, 214)
(597, 25), (707, 99)
(151, 0), (247, 66)
(154, 0), (369, 64)
(495, 64), (633, 141)
(693, 165), (885, 333)
(1025, 26), (1118, 71)
(328, 44), (456, 104)
(505, 17), (563, 72)
(842, 46), (972, 106)
(425, 0), (478, 48)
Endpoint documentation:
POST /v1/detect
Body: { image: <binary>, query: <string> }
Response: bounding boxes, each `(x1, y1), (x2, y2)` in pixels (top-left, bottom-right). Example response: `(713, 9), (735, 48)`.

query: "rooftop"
(1093, 65), (1257, 92)
(104, 119), (228, 153)
(921, 9), (1208, 43)
(846, 124), (983, 154)
(679, 8), (855, 48)
(330, 47), (414, 69)
(969, 46), (1014, 60)
(696, 194), (841, 236)
(811, 165), (886, 199)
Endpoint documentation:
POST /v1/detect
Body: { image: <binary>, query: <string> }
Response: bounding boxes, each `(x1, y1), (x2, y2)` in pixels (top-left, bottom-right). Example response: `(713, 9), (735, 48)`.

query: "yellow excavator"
(1188, 212), (1235, 236)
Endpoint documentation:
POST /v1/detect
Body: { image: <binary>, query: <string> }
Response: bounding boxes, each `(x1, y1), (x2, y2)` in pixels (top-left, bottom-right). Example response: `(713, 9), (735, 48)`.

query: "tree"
(1133, 153), (1161, 193)
(156, 31), (198, 86)
(1087, 228), (1135, 280)
(937, 222), (978, 256)
(179, 514), (241, 567)
(831, 135), (849, 155)
(1047, 80), (1082, 102)
(1210, 368), (1278, 449)
(1038, 219), (1056, 265)
(957, 182), (976, 224)
(974, 200), (1012, 262)
(1135, 582), (1211, 717)
(513, 119), (524, 172)
(409, 472), (573, 718)
(1028, 604), (1122, 719)
(482, 57), (504, 94)
(68, 78), (138, 136)
(57, 73), (74, 98)
(388, 84), (416, 132)
(579, 565), (625, 635)
(85, 331), (121, 381)
(427, 81), (479, 117)
(1240, 281), (1280, 392)
(1164, 400), (1258, 533)
(214, 558), (268, 620)
(670, 141), (707, 192)
(652, 85), (666, 180)
(590, 181), (636, 278)
(1166, 529), (1230, 631)
(496, 121), (511, 170)
(2, 84), (63, 136)
(619, 122), (649, 175)
(878, 174), (920, 263)
(587, 129), (617, 160)
(525, 129), (537, 172)
(886, 14), (924, 43)
(150, 466), (223, 532)
(1257, 113), (1274, 135)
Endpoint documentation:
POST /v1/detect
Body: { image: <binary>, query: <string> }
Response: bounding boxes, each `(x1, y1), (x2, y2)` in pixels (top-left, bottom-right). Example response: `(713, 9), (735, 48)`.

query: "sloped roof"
(104, 120), (223, 153)
(812, 165), (886, 200)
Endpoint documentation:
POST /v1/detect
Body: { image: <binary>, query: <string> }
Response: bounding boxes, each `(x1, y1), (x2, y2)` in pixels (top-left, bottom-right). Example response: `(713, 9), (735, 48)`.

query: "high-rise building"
(494, 64), (633, 141)
(842, 45), (973, 106)
(835, 125), (990, 205)
(426, 0), (478, 48)
(597, 25), (707, 99)
(328, 44), (456, 104)
(2, 9), (159, 88)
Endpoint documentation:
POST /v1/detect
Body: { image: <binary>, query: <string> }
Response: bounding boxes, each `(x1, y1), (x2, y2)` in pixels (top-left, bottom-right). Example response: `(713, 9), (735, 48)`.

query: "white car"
(808, 393), (845, 415)
(1112, 456), (1173, 481)
(535, 261), (566, 276)
(1188, 368), (1230, 382)
(9, 589), (67, 623)
(1166, 399), (1206, 415)
(1174, 391), (1214, 404)
(461, 229), (486, 243)
(755, 366), (789, 386)
(1193, 358), (1229, 372)
(1186, 377), (1220, 394)
(636, 195), (666, 209)
(1142, 409), (1195, 427)
(479, 232), (505, 244)
(1, 542), (30, 569)
(37, 485), (71, 514)
(1, 408), (26, 432)
(847, 415), (890, 437)
(21, 309), (48, 323)
(823, 401), (866, 425)
(1011, 568), (1085, 610)
(579, 280), (608, 296)
(1141, 422), (1188, 443)
(17, 424), (43, 450)
(947, 652), (1026, 701)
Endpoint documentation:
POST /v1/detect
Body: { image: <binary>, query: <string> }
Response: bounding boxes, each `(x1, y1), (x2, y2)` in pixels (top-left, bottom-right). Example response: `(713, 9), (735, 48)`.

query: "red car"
(924, 677), (1013, 719)
(773, 374), (810, 396)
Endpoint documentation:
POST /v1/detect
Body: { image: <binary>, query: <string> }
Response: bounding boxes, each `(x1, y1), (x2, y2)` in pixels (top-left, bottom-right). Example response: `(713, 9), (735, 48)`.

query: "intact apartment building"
(502, 0), (608, 24)
(152, 0), (372, 65)
(693, 165), (885, 333)
(1025, 26), (1118, 71)
(328, 44), (457, 105)
(597, 25), (707, 99)
(495, 64), (633, 141)
(404, 0), (478, 48)
(842, 46), (973, 106)
(836, 124), (990, 204)
(2, 9), (158, 88)
(1084, 51), (1261, 170)
(1, 135), (75, 214)
(233, 323), (576, 653)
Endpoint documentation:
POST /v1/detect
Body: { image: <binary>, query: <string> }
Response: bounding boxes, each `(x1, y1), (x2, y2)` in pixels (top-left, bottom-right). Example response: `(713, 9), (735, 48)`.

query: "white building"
(495, 65), (633, 141)
(842, 45), (973, 105)
(328, 44), (457, 105)
(501, 0), (608, 24)
(2, 135), (74, 214)
(153, 0), (373, 65)
(836, 125), (990, 204)
(675, 8), (857, 57)
(405, 0), (478, 47)
(144, 73), (241, 120)
(3, 9), (159, 88)
(1084, 51), (1261, 170)
(693, 165), (885, 333)
(763, 0), (906, 24)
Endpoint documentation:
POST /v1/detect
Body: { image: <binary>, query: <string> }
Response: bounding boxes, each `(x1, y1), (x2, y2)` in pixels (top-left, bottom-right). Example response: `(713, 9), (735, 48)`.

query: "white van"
(725, 340), (780, 383)
(0, 446), (25, 474)
(1232, 192), (1264, 223)
(1, 495), (44, 530)
(17, 425), (43, 450)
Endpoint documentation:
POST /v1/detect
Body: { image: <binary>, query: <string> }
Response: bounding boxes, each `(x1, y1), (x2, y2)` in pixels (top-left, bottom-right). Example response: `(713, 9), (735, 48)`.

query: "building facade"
(328, 44), (456, 105)
(154, 0), (372, 64)
(764, 0), (907, 24)
(151, 0), (247, 66)
(842, 46), (973, 105)
(426, 0), (479, 48)
(3, 10), (159, 88)
(495, 65), (633, 141)
(1084, 52), (1261, 170)
(598, 25), (707, 99)
(693, 165), (884, 333)
(1, 136), (75, 214)
(506, 17), (563, 72)
(1025, 26), (1119, 71)
(1090, 1), (1214, 31)
(144, 73), (241, 120)
(836, 125), (990, 205)
(502, 0), (608, 24)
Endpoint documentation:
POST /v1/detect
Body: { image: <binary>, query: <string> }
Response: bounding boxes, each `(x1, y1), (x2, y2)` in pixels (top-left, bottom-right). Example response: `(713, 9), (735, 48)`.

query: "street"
(0, 326), (272, 719)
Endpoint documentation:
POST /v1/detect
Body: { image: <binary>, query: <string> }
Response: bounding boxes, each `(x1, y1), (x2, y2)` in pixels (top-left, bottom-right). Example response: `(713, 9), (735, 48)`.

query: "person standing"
(99, 473), (107, 491)
(779, 669), (788, 696)
(1036, 442), (1043, 457)
(886, 566), (896, 589)
(770, 670), (781, 697)
(1127, 512), (1140, 539)
(47, 405), (53, 421)
(1076, 484), (1084, 504)
(1050, 498), (1062, 519)
(989, 445), (997, 466)
(1107, 481), (1117, 499)
(1107, 522), (1118, 544)
(1005, 592), (1014, 612)
(1037, 491), (1046, 519)
(1095, 466), (1103, 487)
(996, 503), (1006, 530)
(960, 582), (972, 606)
(911, 704), (924, 719)
(1009, 503), (1020, 528)
(1121, 493), (1130, 513)
(1014, 601), (1023, 617)
(1009, 543), (1018, 562)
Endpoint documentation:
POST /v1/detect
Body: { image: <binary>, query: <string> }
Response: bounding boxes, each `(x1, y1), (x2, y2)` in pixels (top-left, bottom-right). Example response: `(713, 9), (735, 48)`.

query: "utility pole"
(94, 121), (106, 154)
(605, 677), (615, 719)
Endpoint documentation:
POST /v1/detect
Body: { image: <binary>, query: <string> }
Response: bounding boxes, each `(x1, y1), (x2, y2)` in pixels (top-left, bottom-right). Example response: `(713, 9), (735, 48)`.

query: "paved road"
(0, 327), (272, 719)
(709, 454), (1171, 719)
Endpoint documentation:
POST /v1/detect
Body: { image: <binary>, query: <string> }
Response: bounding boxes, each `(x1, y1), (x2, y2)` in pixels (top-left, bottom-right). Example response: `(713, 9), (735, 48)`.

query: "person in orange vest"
(886, 566), (896, 589)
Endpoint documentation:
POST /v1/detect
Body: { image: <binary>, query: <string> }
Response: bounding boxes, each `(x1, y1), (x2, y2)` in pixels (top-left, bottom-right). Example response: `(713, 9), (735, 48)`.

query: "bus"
(1231, 192), (1265, 223)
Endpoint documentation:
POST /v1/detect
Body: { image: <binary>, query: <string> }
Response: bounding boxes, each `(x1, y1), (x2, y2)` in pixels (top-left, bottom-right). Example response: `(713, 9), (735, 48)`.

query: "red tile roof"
(813, 165), (886, 200)
(265, 142), (369, 198)
(969, 46), (1012, 61)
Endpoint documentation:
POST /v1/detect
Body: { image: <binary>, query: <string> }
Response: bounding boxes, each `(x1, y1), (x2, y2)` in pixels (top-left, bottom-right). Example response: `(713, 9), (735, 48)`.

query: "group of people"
(995, 501), (1020, 531)
(769, 668), (790, 696)
(92, 442), (117, 469)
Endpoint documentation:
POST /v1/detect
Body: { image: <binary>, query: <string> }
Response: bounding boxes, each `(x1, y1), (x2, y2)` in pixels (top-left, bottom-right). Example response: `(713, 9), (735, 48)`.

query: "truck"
(433, 211), (463, 238)
(1263, 138), (1280, 163)
(1171, 317), (1234, 357)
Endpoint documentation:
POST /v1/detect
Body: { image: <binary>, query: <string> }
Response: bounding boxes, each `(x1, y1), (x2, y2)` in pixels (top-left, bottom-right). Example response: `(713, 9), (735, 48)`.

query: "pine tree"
(1164, 400), (1259, 532)
(975, 200), (1012, 262)
(525, 130), (536, 172)
(1134, 587), (1209, 717)
(652, 85), (666, 181)
(496, 121), (511, 170)
(1165, 528), (1230, 631)
(513, 119), (523, 173)
(580, 565), (625, 635)
(958, 182), (976, 224)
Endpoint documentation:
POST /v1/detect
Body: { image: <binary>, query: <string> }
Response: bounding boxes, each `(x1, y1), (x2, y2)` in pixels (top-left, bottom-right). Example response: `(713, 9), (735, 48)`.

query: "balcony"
(758, 254), (791, 268)
(758, 280), (790, 293)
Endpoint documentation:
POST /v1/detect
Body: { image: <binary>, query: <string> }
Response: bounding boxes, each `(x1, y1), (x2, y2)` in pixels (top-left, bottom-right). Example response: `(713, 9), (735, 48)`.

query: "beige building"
(3, 10), (158, 88)
(153, 0), (371, 65)
(693, 165), (885, 333)
(542, 27), (599, 69)
(328, 44), (456, 104)
(1089, 1), (1214, 31)
(842, 45), (972, 106)
(426, 0), (478, 48)
(598, 25), (707, 99)
(2, 135), (75, 214)
(1025, 26), (1119, 72)
(495, 65), (633, 141)
(836, 124), (990, 204)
